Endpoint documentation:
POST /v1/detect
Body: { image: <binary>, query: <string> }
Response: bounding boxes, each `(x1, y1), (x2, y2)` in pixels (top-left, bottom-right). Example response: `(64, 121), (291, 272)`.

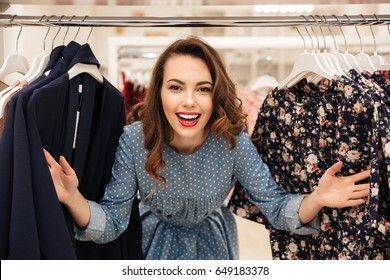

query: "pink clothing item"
(236, 87), (272, 135)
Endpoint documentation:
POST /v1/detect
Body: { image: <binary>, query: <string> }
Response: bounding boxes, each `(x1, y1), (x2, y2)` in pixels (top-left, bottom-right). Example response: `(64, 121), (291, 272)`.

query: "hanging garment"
(29, 43), (142, 259)
(121, 71), (146, 114)
(346, 70), (390, 240)
(229, 74), (390, 259)
(0, 41), (81, 259)
(379, 70), (390, 80)
(0, 42), (143, 260)
(372, 71), (390, 96)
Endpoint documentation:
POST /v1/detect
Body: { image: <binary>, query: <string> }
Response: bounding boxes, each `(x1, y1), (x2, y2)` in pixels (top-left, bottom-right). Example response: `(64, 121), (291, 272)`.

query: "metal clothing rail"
(0, 14), (390, 28)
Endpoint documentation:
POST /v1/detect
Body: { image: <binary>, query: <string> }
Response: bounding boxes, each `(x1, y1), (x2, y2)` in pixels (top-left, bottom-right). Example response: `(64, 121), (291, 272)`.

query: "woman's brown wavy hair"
(127, 35), (247, 200)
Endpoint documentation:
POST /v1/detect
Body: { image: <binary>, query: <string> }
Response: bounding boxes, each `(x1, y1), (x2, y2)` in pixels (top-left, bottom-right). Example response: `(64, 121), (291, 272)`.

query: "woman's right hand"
(44, 149), (79, 205)
(298, 161), (370, 225)
(44, 149), (90, 229)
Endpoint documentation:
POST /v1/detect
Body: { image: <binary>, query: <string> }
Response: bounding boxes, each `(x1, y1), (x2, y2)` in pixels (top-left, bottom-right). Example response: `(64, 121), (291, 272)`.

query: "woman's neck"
(168, 127), (210, 155)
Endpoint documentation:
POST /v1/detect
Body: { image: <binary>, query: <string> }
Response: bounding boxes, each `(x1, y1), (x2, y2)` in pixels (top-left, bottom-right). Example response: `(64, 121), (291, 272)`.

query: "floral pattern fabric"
(229, 72), (390, 259)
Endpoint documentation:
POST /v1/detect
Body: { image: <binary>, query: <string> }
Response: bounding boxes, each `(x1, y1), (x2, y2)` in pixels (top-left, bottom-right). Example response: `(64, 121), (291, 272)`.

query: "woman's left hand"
(314, 161), (370, 208)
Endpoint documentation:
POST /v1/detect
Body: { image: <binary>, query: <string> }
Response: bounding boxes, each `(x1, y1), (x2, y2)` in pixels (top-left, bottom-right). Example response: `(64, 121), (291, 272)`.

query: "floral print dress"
(229, 72), (390, 259)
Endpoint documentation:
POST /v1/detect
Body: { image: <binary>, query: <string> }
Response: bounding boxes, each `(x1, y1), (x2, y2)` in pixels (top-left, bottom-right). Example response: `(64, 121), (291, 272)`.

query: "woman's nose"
(182, 90), (195, 106)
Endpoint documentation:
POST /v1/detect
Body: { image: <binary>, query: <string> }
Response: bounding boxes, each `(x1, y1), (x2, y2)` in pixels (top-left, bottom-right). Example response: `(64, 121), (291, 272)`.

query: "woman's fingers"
(347, 183), (370, 205)
(44, 150), (73, 175)
(325, 161), (370, 183)
(315, 162), (371, 209)
(43, 148), (57, 167)
(350, 169), (370, 183)
(350, 189), (370, 199)
(352, 182), (370, 192)
(59, 156), (75, 176)
(324, 161), (343, 176)
(345, 198), (367, 207)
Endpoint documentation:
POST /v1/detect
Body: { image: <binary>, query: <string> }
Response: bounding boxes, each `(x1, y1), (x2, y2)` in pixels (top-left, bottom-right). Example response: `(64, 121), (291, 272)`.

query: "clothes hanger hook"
(38, 15), (47, 51)
(314, 15), (327, 50)
(388, 24), (390, 38)
(308, 14), (323, 51)
(9, 14), (17, 26)
(332, 15), (348, 53)
(322, 15), (337, 51)
(16, 27), (23, 53)
(74, 15), (87, 41)
(43, 15), (55, 52)
(39, 15), (45, 23)
(63, 15), (75, 45)
(82, 15), (93, 43)
(387, 21), (390, 37)
(300, 15), (314, 51)
(372, 14), (387, 44)
(296, 27), (306, 51)
(52, 15), (65, 50)
(12, 15), (23, 53)
(361, 14), (377, 54)
(87, 26), (93, 43)
(344, 14), (363, 52)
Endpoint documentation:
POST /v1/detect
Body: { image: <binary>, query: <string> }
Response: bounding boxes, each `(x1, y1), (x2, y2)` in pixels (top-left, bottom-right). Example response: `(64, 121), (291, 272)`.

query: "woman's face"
(161, 54), (214, 154)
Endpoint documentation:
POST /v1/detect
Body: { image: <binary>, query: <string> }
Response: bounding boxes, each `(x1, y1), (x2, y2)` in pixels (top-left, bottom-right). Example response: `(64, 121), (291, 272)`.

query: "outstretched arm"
(44, 149), (90, 229)
(298, 161), (370, 224)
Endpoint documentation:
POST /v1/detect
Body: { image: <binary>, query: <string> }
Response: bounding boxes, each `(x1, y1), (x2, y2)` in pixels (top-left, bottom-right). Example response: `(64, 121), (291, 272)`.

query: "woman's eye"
(198, 87), (212, 93)
(169, 85), (181, 91)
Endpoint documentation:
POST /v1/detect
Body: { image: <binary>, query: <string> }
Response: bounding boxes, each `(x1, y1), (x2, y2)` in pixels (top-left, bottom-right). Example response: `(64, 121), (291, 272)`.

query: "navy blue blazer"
(27, 44), (143, 260)
(1, 42), (143, 260)
(0, 42), (81, 259)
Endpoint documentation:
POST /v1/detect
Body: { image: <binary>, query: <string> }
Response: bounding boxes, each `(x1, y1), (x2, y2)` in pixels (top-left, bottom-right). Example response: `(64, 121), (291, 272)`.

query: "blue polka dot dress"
(75, 121), (318, 259)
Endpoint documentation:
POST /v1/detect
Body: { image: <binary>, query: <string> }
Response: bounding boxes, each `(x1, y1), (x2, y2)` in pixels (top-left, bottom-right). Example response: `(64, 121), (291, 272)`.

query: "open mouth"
(176, 113), (201, 127)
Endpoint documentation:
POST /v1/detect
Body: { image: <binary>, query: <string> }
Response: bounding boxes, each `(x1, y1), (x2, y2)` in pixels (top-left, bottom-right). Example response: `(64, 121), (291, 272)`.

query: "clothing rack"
(0, 14), (390, 28)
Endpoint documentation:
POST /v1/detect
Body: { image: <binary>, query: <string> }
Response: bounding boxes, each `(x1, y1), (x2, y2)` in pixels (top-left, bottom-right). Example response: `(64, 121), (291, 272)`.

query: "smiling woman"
(161, 55), (214, 154)
(43, 35), (371, 260)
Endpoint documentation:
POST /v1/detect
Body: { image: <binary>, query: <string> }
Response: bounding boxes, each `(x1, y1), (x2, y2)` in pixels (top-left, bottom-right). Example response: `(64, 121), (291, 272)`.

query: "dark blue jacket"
(0, 42), (142, 260)
(29, 43), (142, 259)
(0, 42), (81, 259)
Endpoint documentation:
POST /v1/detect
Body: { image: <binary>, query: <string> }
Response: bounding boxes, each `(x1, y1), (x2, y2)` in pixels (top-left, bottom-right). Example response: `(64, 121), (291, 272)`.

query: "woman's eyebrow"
(166, 78), (184, 84)
(166, 79), (213, 86)
(197, 81), (213, 86)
